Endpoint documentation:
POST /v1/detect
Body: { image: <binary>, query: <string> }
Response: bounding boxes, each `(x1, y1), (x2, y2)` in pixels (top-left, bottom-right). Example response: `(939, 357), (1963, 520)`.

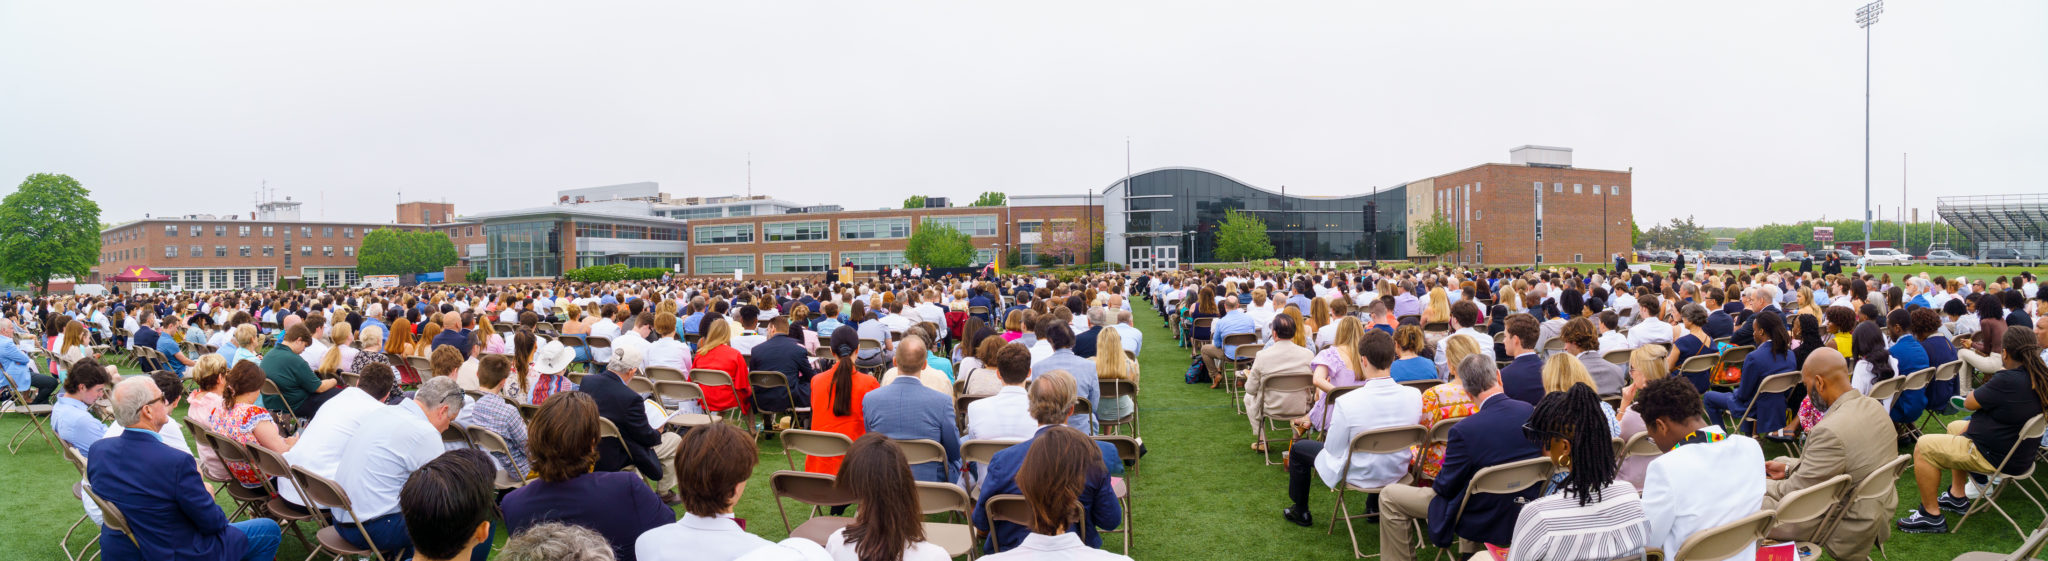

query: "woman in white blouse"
(825, 434), (950, 561)
(1849, 322), (1901, 410)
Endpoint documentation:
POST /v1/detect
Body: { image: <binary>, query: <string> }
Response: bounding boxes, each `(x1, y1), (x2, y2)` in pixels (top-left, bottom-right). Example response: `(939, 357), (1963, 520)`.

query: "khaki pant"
(1380, 483), (1435, 561)
(653, 431), (683, 493)
(1199, 343), (1226, 379)
(1920, 419), (1998, 474)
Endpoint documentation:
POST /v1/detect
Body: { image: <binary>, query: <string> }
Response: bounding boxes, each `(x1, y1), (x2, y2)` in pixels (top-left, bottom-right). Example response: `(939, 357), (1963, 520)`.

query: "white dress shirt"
(1313, 377), (1423, 489)
(1029, 340), (1054, 367)
(644, 337), (694, 372)
(1625, 317), (1674, 349)
(613, 330), (651, 359)
(825, 528), (951, 561)
(638, 513), (781, 561)
(1434, 327), (1496, 372)
(588, 319), (621, 363)
(978, 532), (1133, 561)
(276, 387), (387, 506)
(880, 314), (914, 335)
(1641, 427), (1766, 561)
(1596, 331), (1631, 356)
(332, 399), (445, 521)
(965, 386), (1036, 442)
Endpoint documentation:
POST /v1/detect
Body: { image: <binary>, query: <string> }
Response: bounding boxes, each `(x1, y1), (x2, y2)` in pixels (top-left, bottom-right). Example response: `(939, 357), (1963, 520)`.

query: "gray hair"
(1088, 307), (1111, 327)
(111, 376), (162, 427)
(415, 377), (466, 418)
(498, 522), (615, 561)
(1456, 354), (1500, 397)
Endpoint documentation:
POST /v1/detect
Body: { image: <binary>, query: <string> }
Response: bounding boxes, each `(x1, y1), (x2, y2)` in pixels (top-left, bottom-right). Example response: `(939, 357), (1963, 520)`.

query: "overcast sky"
(4, 1), (2044, 229)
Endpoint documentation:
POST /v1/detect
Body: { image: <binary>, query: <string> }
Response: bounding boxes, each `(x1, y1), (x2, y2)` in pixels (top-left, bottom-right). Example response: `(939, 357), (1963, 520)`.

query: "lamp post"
(1858, 0), (1882, 254)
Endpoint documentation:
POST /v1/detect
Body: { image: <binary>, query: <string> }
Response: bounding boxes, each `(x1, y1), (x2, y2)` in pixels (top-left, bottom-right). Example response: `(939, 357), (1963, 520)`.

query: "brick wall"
(1423, 164), (1632, 265)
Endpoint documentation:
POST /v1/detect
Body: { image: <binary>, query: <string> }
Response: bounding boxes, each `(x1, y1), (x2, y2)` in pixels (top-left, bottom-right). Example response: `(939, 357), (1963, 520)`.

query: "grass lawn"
(3, 303), (2042, 559)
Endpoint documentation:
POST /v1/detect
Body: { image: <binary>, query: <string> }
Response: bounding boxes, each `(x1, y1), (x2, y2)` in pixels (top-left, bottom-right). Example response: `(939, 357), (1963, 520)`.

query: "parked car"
(1784, 251), (1809, 262)
(1923, 250), (1970, 263)
(1980, 248), (2037, 265)
(1859, 247), (1914, 265)
(1766, 250), (1786, 262)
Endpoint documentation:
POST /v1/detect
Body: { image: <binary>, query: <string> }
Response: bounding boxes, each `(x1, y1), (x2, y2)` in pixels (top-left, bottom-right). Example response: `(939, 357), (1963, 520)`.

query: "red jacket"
(692, 344), (752, 414)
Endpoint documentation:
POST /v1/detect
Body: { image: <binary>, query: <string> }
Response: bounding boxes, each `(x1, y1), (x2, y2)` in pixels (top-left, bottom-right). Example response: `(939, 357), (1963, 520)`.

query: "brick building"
(683, 194), (1101, 279)
(1404, 146), (1633, 266)
(97, 202), (435, 290)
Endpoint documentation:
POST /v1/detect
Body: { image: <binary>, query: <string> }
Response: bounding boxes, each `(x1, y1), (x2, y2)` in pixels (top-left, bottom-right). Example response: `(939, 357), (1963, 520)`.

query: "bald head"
(895, 336), (927, 373)
(1801, 347), (1852, 405)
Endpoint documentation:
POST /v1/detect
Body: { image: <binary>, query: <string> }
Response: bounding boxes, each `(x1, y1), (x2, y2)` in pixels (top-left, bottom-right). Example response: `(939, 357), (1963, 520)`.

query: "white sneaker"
(1967, 476), (2003, 500)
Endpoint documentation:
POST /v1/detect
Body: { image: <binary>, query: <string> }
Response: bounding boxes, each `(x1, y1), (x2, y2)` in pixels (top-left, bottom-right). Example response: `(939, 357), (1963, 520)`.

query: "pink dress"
(209, 402), (273, 487)
(1307, 348), (1362, 430)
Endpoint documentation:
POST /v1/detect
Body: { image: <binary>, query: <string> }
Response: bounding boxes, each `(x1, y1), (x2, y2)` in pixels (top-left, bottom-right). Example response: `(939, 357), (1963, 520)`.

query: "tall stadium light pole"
(1858, 0), (1882, 253)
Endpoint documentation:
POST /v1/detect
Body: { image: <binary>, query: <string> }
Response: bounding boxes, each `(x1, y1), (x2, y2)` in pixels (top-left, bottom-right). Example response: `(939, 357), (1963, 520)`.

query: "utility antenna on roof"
(747, 153), (753, 198)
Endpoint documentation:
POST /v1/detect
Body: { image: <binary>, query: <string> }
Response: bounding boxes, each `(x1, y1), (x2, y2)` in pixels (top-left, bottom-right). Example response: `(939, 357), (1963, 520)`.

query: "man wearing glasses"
(85, 376), (284, 561)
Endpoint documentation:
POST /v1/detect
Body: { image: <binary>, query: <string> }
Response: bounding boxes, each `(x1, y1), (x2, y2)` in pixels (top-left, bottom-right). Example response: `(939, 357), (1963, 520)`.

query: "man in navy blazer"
(1377, 356), (1541, 560)
(579, 346), (681, 500)
(971, 370), (1123, 552)
(1498, 314), (1546, 405)
(87, 377), (281, 561)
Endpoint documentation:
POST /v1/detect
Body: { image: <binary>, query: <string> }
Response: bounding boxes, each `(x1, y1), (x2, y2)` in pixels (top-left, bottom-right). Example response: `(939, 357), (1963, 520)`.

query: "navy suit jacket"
(1499, 354), (1545, 406)
(1703, 311), (1734, 340)
(580, 371), (664, 476)
(1426, 394), (1542, 548)
(1072, 326), (1104, 359)
(971, 425), (1124, 552)
(88, 430), (248, 561)
(1730, 306), (1782, 347)
(861, 376), (961, 482)
(747, 334), (818, 413)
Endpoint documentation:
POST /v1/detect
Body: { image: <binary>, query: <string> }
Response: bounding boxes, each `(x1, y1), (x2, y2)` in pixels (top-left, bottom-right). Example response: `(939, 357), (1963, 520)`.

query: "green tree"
(1211, 209), (1274, 263)
(0, 173), (101, 293)
(1630, 220), (1643, 249)
(904, 222), (975, 268)
(903, 195), (928, 209)
(1414, 211), (1462, 257)
(357, 228), (459, 276)
(971, 192), (1007, 207)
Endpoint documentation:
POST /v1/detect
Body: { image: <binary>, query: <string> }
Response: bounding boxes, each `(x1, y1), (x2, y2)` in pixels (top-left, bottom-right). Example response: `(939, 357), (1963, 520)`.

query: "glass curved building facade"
(1103, 167), (1408, 268)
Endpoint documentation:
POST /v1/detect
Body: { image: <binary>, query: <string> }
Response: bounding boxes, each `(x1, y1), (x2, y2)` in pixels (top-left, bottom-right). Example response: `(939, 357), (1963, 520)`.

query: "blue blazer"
(87, 430), (248, 561)
(861, 376), (962, 482)
(1072, 327), (1104, 359)
(580, 371), (664, 476)
(971, 425), (1123, 552)
(1427, 394), (1541, 548)
(1499, 354), (1546, 406)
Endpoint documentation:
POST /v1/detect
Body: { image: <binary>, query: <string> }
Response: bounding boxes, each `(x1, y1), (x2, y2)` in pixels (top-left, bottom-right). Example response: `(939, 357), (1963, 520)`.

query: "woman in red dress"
(691, 319), (753, 416)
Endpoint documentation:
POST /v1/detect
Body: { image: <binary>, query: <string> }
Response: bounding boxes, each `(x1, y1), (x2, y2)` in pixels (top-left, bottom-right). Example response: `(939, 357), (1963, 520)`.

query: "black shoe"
(1938, 492), (1971, 514)
(1897, 509), (1949, 534)
(1281, 505), (1313, 527)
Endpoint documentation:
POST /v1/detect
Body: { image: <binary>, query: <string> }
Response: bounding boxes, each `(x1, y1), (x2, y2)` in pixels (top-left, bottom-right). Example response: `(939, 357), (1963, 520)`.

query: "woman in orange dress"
(806, 326), (881, 476)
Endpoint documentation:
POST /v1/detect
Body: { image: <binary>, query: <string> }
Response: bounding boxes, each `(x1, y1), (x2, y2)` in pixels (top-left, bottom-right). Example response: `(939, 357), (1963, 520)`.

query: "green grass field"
(2, 303), (2041, 559)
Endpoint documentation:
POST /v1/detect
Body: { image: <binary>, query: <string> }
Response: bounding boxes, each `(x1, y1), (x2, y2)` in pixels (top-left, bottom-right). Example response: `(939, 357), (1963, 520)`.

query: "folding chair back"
(626, 376), (655, 395)
(768, 470), (856, 544)
(1902, 367), (1934, 392)
(962, 439), (1019, 467)
(655, 380), (714, 428)
(336, 371), (361, 388)
(1669, 509), (1775, 561)
(1398, 378), (1442, 393)
(749, 371), (791, 414)
(1317, 385), (1362, 431)
(1933, 359), (1964, 384)
(1451, 457), (1555, 527)
(406, 355), (436, 379)
(440, 421), (472, 446)
(1221, 332), (1259, 347)
(61, 442), (88, 475)
(895, 438), (948, 467)
(915, 481), (978, 557)
(82, 482), (142, 549)
(1426, 417), (1460, 447)
(691, 369), (737, 412)
(1094, 434), (1141, 473)
(1621, 432), (1664, 461)
(464, 425), (528, 489)
(1771, 474), (1851, 529)
(1603, 349), (1633, 365)
(983, 493), (1036, 527)
(1865, 376), (1903, 401)
(1541, 338), (1566, 354)
(290, 465), (389, 561)
(1736, 371), (1804, 434)
(1718, 345), (1754, 367)
(781, 429), (855, 461)
(645, 366), (688, 383)
(1348, 424), (1429, 457)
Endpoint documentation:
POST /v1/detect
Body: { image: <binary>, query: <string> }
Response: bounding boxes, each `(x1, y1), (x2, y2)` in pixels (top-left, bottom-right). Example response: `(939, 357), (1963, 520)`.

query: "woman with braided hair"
(1506, 383), (1649, 560)
(1899, 325), (2048, 534)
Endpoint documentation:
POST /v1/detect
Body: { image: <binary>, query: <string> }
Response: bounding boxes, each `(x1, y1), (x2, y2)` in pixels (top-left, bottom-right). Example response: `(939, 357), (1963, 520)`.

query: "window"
(165, 225), (178, 237)
(840, 217), (911, 240)
(322, 246), (334, 257)
(239, 246), (250, 257)
(301, 227), (312, 238)
(764, 220), (828, 242)
(1574, 253), (1584, 263)
(214, 225), (226, 236)
(763, 253), (829, 273)
(214, 246), (226, 257)
(1612, 185), (1623, 197)
(189, 225), (201, 236)
(693, 254), (756, 275)
(238, 226), (250, 237)
(190, 244), (202, 256)
(165, 246), (177, 258)
(693, 224), (754, 245)
(921, 214), (999, 237)
(260, 226), (271, 237)
(344, 246), (355, 257)
(465, 227), (473, 237)
(233, 269), (251, 289)
(1019, 220), (1043, 233)
(1573, 184), (1582, 194)
(1553, 182), (1563, 193)
(300, 246), (311, 256)
(840, 250), (908, 272)
(1475, 182), (1482, 192)
(263, 246), (274, 257)
(344, 227), (354, 238)
(974, 249), (997, 265)
(1592, 185), (1602, 195)
(324, 227), (334, 238)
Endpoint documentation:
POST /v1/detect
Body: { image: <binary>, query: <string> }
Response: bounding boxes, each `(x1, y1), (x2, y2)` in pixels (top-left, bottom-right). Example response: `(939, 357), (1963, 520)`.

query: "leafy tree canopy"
(1212, 209), (1275, 262)
(903, 195), (928, 209)
(904, 222), (975, 268)
(971, 192), (1007, 207)
(1415, 212), (1461, 256)
(0, 173), (101, 293)
(356, 228), (459, 276)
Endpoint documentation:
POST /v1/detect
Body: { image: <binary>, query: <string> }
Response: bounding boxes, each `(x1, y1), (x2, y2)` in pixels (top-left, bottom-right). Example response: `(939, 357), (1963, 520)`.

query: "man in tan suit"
(1246, 314), (1316, 451)
(1761, 347), (1899, 561)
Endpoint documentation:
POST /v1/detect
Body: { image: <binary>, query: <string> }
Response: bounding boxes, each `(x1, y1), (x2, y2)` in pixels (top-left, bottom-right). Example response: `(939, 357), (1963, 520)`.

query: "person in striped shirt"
(1506, 383), (1650, 561)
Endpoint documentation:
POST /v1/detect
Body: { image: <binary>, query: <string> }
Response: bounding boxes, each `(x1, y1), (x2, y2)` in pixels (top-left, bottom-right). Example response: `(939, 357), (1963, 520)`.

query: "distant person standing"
(1800, 253), (1814, 274)
(1614, 253), (1628, 272)
(1672, 251), (1685, 276)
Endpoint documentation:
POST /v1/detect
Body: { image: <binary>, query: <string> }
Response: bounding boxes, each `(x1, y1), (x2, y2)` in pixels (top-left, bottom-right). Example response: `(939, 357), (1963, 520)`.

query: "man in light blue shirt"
(53, 361), (114, 454)
(1028, 323), (1101, 434)
(1112, 310), (1144, 356)
(1209, 298), (1257, 359)
(0, 321), (55, 404)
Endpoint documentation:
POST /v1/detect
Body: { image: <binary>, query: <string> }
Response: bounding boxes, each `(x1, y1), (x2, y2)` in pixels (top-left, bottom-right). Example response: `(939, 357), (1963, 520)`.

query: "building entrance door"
(1128, 246), (1153, 270)
(1154, 246), (1178, 270)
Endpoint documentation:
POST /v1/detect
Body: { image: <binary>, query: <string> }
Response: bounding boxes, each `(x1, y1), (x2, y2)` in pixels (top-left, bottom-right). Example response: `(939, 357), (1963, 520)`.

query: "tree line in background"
(1731, 219), (1973, 255)
(902, 191), (1010, 209)
(356, 228), (459, 276)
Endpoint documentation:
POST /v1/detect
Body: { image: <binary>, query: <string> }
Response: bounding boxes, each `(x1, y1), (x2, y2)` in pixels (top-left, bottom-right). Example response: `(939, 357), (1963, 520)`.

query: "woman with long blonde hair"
(1307, 317), (1366, 431)
(1092, 328), (1136, 423)
(1423, 287), (1452, 327)
(1280, 306), (1309, 349)
(692, 320), (752, 415)
(1307, 298), (1332, 340)
(1541, 354), (1621, 437)
(1616, 344), (1671, 489)
(316, 322), (356, 375)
